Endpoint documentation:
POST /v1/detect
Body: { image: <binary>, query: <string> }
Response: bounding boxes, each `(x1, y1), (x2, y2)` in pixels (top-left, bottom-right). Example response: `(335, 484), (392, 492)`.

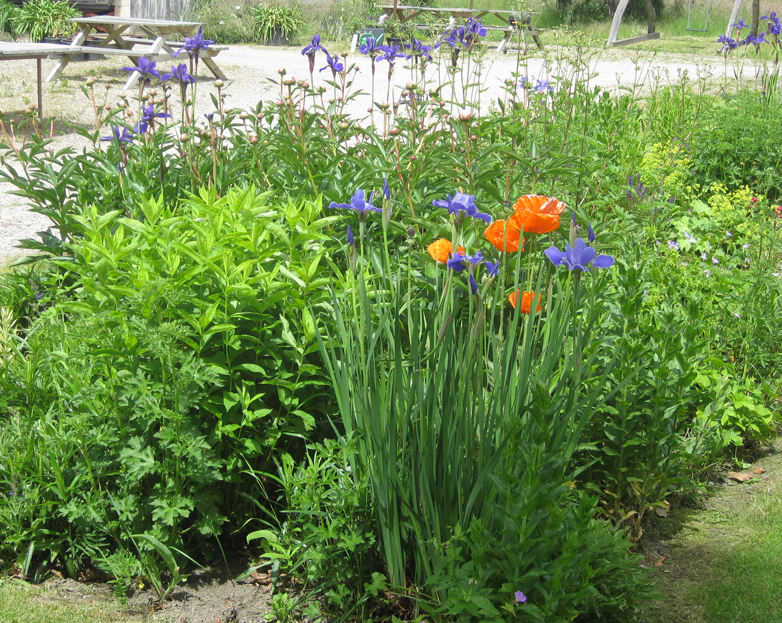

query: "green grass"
(646, 439), (782, 623)
(0, 579), (144, 623)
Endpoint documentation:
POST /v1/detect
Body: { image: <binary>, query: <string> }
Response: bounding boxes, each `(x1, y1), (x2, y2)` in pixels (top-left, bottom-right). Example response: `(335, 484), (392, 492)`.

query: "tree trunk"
(645, 0), (657, 33)
(751, 0), (760, 36)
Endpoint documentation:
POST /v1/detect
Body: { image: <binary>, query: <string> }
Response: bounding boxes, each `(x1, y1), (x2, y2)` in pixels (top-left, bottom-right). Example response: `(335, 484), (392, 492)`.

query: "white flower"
(733, 312), (741, 318)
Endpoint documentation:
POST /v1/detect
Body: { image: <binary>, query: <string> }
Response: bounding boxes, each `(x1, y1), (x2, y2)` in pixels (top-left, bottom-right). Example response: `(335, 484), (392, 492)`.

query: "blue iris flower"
(100, 125), (134, 144)
(122, 56), (160, 79)
(320, 51), (344, 75)
(545, 237), (614, 271)
(162, 63), (196, 86)
(432, 192), (492, 224)
(175, 26), (214, 61)
(329, 189), (382, 217)
(136, 104), (171, 134)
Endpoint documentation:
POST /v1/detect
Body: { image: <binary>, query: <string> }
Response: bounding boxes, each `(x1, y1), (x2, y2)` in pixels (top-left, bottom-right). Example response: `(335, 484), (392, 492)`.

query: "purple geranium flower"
(534, 79), (553, 93)
(329, 189), (381, 217)
(545, 237), (614, 271)
(122, 56), (160, 79)
(432, 192), (492, 224)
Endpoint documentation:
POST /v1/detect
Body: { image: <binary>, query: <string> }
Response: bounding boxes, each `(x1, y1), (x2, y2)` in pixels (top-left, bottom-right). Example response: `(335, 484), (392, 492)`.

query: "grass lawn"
(645, 437), (782, 623)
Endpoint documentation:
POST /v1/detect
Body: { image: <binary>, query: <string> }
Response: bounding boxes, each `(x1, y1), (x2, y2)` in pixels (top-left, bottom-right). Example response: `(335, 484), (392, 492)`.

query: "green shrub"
(252, 2), (302, 44)
(198, 0), (260, 44)
(11, 0), (80, 41)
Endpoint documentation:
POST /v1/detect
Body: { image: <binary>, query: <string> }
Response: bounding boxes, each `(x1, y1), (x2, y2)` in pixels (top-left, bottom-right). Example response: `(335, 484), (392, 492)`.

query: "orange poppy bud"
(483, 220), (525, 253)
(427, 238), (465, 263)
(508, 290), (542, 314)
(510, 195), (566, 235)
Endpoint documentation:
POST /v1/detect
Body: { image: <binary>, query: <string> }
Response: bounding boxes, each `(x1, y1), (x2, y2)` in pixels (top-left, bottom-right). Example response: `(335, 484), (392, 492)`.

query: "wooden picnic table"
(0, 43), (74, 120)
(45, 17), (228, 90)
(376, 5), (543, 52)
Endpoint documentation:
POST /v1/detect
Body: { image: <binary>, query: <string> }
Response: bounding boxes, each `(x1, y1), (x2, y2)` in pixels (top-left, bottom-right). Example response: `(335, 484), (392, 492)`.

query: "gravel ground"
(0, 41), (736, 266)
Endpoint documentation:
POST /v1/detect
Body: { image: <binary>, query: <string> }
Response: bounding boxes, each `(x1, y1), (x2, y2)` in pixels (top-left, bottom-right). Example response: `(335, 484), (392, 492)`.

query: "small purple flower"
(668, 240), (679, 251)
(518, 76), (529, 90)
(712, 257), (720, 264)
(447, 250), (483, 272)
(588, 222), (595, 243)
(515, 591), (527, 603)
(123, 56), (160, 79)
(726, 231), (732, 237)
(718, 34), (738, 53)
(704, 269), (711, 277)
(360, 35), (382, 56)
(484, 260), (499, 277)
(136, 103), (170, 134)
(534, 79), (553, 93)
(701, 252), (708, 260)
(683, 231), (696, 244)
(320, 51), (344, 75)
(733, 18), (748, 31)
(100, 125), (134, 144)
(433, 192), (491, 224)
(545, 237), (614, 271)
(347, 225), (354, 246)
(329, 189), (381, 217)
(162, 63), (196, 86)
(383, 178), (390, 201)
(175, 26), (213, 61)
(302, 34), (323, 58)
(378, 44), (406, 65)
(733, 312), (741, 318)
(743, 243), (750, 249)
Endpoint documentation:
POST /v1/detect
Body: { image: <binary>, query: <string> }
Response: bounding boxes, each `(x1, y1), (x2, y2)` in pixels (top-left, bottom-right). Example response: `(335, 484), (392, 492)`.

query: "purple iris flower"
(329, 189), (381, 217)
(588, 222), (595, 243)
(175, 26), (214, 61)
(545, 237), (614, 271)
(404, 38), (435, 62)
(136, 103), (171, 134)
(447, 250), (483, 272)
(383, 178), (390, 200)
(733, 18), (748, 31)
(718, 34), (738, 52)
(347, 225), (354, 246)
(302, 34), (323, 72)
(100, 125), (134, 144)
(162, 63), (196, 86)
(320, 51), (344, 75)
(432, 192), (492, 224)
(302, 34), (323, 57)
(360, 35), (382, 56)
(518, 76), (529, 89)
(378, 44), (406, 64)
(484, 260), (499, 277)
(122, 56), (160, 79)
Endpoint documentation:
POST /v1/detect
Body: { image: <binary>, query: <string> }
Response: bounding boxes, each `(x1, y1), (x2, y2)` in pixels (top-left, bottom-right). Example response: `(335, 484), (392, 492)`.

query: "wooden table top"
(377, 5), (515, 14)
(69, 16), (203, 27)
(0, 42), (71, 58)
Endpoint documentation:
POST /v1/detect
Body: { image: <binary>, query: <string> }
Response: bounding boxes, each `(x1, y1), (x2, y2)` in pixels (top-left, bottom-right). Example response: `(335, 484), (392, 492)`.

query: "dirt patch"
(37, 563), (278, 623)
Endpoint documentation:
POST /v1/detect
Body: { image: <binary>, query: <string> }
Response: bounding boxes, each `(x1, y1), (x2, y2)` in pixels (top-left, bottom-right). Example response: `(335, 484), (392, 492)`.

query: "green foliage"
(198, 0), (260, 44)
(692, 92), (782, 202)
(0, 0), (19, 38)
(11, 0), (80, 41)
(252, 3), (303, 44)
(0, 188), (339, 570)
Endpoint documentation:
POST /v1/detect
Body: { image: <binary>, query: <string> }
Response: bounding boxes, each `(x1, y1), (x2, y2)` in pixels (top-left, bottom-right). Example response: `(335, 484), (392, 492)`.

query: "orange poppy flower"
(510, 195), (566, 235)
(484, 220), (525, 253)
(508, 290), (542, 314)
(427, 238), (465, 263)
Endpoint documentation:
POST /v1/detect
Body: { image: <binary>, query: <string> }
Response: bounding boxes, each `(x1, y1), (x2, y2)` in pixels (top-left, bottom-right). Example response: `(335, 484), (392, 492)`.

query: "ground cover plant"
(0, 17), (781, 622)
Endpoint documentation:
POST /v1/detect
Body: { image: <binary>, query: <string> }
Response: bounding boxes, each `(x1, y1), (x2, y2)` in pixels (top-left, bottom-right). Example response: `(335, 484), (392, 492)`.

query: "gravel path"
(0, 42), (735, 266)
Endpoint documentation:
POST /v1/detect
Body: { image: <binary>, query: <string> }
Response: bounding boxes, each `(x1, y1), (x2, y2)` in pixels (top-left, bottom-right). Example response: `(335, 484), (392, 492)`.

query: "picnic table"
(45, 17), (228, 90)
(0, 43), (73, 120)
(376, 5), (544, 52)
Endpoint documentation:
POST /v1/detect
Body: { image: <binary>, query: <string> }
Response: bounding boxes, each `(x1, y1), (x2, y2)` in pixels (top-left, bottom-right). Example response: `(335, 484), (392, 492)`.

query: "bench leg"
(497, 32), (511, 53)
(46, 27), (90, 82)
(200, 55), (227, 81)
(37, 58), (43, 121)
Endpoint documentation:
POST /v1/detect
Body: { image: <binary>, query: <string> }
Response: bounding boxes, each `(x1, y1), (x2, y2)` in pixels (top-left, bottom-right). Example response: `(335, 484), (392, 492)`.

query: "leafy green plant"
(252, 3), (302, 44)
(0, 0), (20, 38)
(11, 0), (80, 41)
(132, 533), (189, 601)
